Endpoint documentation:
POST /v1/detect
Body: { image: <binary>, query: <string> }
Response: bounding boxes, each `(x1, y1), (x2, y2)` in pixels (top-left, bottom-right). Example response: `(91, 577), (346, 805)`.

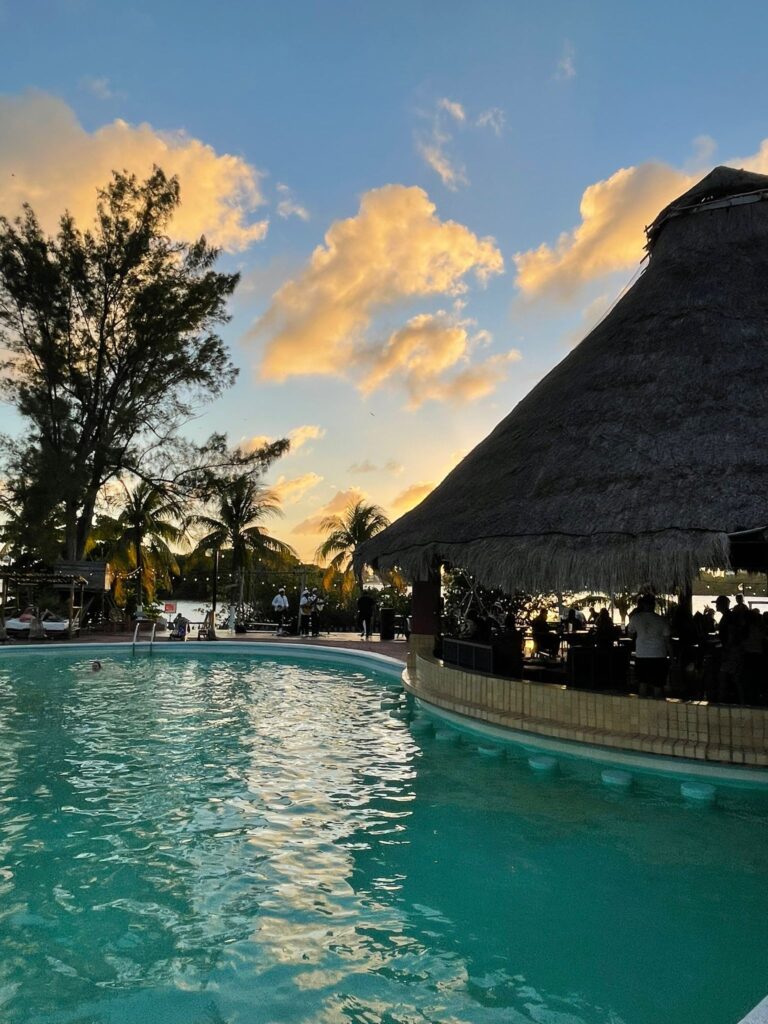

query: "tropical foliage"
(90, 481), (185, 610)
(316, 500), (391, 596)
(0, 168), (285, 561)
(191, 474), (297, 611)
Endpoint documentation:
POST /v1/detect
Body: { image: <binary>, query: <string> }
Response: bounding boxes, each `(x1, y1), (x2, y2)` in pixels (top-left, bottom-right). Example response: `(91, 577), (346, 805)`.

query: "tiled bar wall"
(406, 646), (768, 767)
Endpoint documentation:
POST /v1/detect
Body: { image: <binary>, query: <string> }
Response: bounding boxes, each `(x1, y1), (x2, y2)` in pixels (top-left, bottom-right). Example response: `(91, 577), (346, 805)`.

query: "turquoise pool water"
(0, 650), (767, 1024)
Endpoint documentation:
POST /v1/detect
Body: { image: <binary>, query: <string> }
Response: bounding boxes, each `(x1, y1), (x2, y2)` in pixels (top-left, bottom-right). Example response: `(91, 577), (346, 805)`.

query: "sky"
(3, 0), (768, 560)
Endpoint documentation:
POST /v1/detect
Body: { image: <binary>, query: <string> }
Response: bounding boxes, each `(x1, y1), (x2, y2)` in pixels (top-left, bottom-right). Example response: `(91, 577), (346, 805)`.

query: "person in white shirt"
(627, 594), (671, 698)
(272, 587), (289, 635)
(299, 589), (313, 637)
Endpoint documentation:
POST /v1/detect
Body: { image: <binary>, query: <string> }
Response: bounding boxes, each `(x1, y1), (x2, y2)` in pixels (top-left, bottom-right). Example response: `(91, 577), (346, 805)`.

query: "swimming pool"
(0, 647), (766, 1024)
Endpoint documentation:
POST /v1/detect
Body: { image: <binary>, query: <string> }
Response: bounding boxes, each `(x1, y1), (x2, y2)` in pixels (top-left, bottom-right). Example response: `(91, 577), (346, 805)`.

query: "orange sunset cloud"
(0, 92), (268, 251)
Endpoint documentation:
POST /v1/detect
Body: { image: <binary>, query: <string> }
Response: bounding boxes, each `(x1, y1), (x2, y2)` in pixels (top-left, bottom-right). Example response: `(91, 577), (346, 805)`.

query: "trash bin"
(379, 606), (395, 641)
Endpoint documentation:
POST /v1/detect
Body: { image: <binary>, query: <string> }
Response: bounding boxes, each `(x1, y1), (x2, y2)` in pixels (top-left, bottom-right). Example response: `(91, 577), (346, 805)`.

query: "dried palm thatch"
(355, 166), (768, 594)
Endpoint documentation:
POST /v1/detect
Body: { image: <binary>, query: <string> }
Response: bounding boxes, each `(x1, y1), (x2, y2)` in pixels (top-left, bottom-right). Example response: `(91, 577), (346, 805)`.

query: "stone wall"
(407, 649), (768, 767)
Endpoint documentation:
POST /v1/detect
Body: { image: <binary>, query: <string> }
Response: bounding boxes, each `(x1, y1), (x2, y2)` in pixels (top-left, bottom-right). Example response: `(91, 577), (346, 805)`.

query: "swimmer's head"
(92, 660), (102, 672)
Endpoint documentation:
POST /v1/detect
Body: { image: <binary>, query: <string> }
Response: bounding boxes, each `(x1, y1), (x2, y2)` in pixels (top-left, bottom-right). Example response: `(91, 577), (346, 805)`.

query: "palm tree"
(316, 500), (391, 596)
(92, 481), (185, 613)
(191, 474), (296, 612)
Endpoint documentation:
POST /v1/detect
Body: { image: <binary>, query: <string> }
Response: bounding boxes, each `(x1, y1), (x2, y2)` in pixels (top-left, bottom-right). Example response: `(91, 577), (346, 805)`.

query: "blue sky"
(2, 0), (768, 557)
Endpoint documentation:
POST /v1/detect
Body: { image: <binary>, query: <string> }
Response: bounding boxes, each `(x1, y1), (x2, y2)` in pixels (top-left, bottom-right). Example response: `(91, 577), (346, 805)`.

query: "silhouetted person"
(532, 609), (559, 658)
(732, 593), (750, 644)
(595, 608), (617, 648)
(742, 608), (765, 705)
(311, 587), (325, 636)
(495, 616), (524, 678)
(669, 602), (699, 697)
(716, 595), (744, 704)
(469, 613), (492, 644)
(357, 590), (376, 640)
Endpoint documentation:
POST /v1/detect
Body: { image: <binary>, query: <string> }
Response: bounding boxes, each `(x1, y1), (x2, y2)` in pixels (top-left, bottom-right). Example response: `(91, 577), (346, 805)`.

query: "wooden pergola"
(0, 570), (89, 639)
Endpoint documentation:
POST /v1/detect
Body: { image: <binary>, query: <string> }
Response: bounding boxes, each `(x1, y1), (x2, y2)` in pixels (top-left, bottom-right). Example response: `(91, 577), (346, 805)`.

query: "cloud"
(243, 434), (271, 452)
(80, 76), (119, 100)
(556, 40), (576, 81)
(416, 98), (468, 190)
(289, 424), (325, 451)
(243, 424), (325, 455)
(512, 137), (768, 299)
(272, 472), (323, 504)
(476, 107), (505, 136)
(348, 460), (378, 474)
(256, 184), (503, 402)
(733, 138), (768, 174)
(514, 161), (694, 297)
(359, 311), (521, 409)
(348, 458), (405, 475)
(391, 481), (435, 514)
(292, 488), (366, 535)
(0, 91), (268, 251)
(416, 130), (468, 191)
(689, 134), (717, 169)
(418, 350), (521, 405)
(438, 97), (466, 122)
(276, 182), (309, 221)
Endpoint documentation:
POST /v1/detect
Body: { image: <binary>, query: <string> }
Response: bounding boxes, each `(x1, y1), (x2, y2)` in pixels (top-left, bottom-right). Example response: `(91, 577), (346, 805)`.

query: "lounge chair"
(5, 617), (31, 636)
(42, 619), (73, 636)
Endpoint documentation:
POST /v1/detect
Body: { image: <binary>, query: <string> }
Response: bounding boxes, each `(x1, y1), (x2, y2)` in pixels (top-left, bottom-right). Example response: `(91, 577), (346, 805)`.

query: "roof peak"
(647, 165), (768, 249)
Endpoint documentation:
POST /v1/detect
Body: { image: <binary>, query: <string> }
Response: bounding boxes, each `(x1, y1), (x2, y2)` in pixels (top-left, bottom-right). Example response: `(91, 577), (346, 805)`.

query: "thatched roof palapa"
(355, 167), (768, 594)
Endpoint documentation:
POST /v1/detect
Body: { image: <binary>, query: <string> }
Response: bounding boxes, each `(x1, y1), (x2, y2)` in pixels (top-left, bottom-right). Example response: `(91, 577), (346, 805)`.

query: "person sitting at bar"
(594, 608), (618, 647)
(464, 604), (492, 643)
(566, 605), (587, 632)
(532, 608), (559, 658)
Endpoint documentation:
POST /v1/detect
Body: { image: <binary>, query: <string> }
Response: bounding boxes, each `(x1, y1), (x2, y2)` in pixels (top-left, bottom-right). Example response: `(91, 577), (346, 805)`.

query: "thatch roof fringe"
(359, 530), (732, 595)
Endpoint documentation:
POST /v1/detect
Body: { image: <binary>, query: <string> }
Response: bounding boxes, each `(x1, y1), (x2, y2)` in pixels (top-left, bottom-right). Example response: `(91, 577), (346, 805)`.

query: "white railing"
(131, 621), (159, 655)
(131, 621), (141, 654)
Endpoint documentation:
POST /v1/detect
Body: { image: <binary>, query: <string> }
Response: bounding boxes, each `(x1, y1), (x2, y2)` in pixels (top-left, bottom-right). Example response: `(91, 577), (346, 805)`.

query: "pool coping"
(741, 996), (768, 1023)
(0, 639), (406, 679)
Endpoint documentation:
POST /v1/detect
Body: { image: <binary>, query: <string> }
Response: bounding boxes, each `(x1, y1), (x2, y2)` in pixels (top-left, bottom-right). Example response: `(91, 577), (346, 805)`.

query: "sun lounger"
(42, 620), (72, 635)
(5, 618), (31, 634)
(5, 617), (76, 637)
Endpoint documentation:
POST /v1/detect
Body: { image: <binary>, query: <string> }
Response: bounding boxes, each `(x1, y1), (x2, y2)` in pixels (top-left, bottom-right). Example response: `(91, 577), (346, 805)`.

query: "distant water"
(0, 650), (767, 1023)
(161, 598), (214, 623)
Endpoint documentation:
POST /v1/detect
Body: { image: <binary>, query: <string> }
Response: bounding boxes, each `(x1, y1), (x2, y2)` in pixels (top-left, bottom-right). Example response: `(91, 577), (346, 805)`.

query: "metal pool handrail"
(132, 621), (158, 655)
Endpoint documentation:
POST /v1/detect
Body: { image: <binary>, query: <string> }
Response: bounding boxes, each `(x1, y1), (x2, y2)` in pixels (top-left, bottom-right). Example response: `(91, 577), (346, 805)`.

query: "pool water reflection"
(0, 651), (766, 1024)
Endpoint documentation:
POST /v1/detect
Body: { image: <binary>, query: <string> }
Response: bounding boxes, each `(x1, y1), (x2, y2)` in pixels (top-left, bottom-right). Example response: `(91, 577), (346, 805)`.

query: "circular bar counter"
(404, 636), (768, 768)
